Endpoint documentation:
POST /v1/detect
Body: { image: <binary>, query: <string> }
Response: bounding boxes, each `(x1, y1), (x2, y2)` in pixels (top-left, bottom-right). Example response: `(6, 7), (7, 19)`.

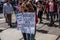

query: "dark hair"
(6, 0), (10, 2)
(38, 1), (42, 4)
(19, 3), (22, 5)
(57, 1), (60, 5)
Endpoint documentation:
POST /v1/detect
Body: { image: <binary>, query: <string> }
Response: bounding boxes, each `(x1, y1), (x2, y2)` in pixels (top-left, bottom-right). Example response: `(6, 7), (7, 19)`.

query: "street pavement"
(0, 28), (58, 40)
(0, 13), (60, 40)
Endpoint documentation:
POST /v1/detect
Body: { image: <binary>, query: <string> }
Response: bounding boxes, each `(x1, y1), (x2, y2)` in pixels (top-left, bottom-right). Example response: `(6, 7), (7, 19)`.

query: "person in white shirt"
(3, 0), (13, 27)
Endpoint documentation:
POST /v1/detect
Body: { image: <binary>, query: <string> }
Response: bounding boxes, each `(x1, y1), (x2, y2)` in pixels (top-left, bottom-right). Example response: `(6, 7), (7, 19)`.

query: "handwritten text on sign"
(16, 12), (35, 34)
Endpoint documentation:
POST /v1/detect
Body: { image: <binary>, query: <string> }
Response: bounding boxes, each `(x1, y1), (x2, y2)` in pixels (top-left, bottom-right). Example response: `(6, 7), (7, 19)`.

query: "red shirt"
(35, 13), (38, 24)
(47, 1), (57, 13)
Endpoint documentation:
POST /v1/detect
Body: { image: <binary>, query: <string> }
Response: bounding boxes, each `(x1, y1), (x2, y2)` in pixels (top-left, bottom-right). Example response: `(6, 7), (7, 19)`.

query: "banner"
(16, 12), (35, 34)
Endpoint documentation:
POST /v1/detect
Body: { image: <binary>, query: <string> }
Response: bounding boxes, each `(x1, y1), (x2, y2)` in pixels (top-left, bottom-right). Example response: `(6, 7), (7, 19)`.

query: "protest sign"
(16, 12), (35, 34)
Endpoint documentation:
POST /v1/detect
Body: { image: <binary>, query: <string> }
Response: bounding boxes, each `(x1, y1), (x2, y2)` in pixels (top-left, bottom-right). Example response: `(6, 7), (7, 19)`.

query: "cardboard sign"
(16, 12), (35, 34)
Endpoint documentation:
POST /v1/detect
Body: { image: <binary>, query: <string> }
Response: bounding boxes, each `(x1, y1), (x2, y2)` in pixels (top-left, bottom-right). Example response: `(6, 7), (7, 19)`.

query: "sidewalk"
(0, 28), (58, 40)
(0, 13), (16, 30)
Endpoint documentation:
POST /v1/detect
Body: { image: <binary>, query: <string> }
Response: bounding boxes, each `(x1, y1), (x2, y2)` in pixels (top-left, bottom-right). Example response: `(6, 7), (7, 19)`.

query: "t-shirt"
(49, 2), (54, 12)
(3, 3), (13, 14)
(37, 4), (43, 11)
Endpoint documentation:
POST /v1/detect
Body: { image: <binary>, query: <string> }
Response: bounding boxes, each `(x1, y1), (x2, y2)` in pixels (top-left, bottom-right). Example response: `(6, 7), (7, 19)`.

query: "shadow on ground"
(36, 30), (48, 34)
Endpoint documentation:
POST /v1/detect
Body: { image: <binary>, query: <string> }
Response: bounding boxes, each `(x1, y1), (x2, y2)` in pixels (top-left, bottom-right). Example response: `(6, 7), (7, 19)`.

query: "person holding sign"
(16, 1), (36, 40)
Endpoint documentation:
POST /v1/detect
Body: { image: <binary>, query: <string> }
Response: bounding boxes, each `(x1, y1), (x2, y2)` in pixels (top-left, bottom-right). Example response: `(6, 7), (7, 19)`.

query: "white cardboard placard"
(16, 12), (35, 34)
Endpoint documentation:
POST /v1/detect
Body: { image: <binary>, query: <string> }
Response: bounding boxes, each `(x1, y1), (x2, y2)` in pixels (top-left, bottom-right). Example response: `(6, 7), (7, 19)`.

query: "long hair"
(25, 1), (34, 12)
(19, 1), (35, 12)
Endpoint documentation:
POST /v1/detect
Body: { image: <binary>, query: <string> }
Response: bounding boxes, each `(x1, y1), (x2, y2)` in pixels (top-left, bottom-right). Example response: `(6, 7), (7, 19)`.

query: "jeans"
(22, 26), (36, 40)
(38, 11), (43, 22)
(54, 13), (58, 21)
(26, 33), (35, 40)
(58, 12), (60, 25)
(49, 12), (54, 24)
(46, 13), (49, 20)
(22, 33), (35, 40)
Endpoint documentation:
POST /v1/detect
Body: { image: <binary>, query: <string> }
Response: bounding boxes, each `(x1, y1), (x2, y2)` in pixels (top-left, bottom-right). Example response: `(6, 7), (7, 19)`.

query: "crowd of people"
(37, 0), (60, 27)
(2, 0), (60, 40)
(3, 0), (60, 27)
